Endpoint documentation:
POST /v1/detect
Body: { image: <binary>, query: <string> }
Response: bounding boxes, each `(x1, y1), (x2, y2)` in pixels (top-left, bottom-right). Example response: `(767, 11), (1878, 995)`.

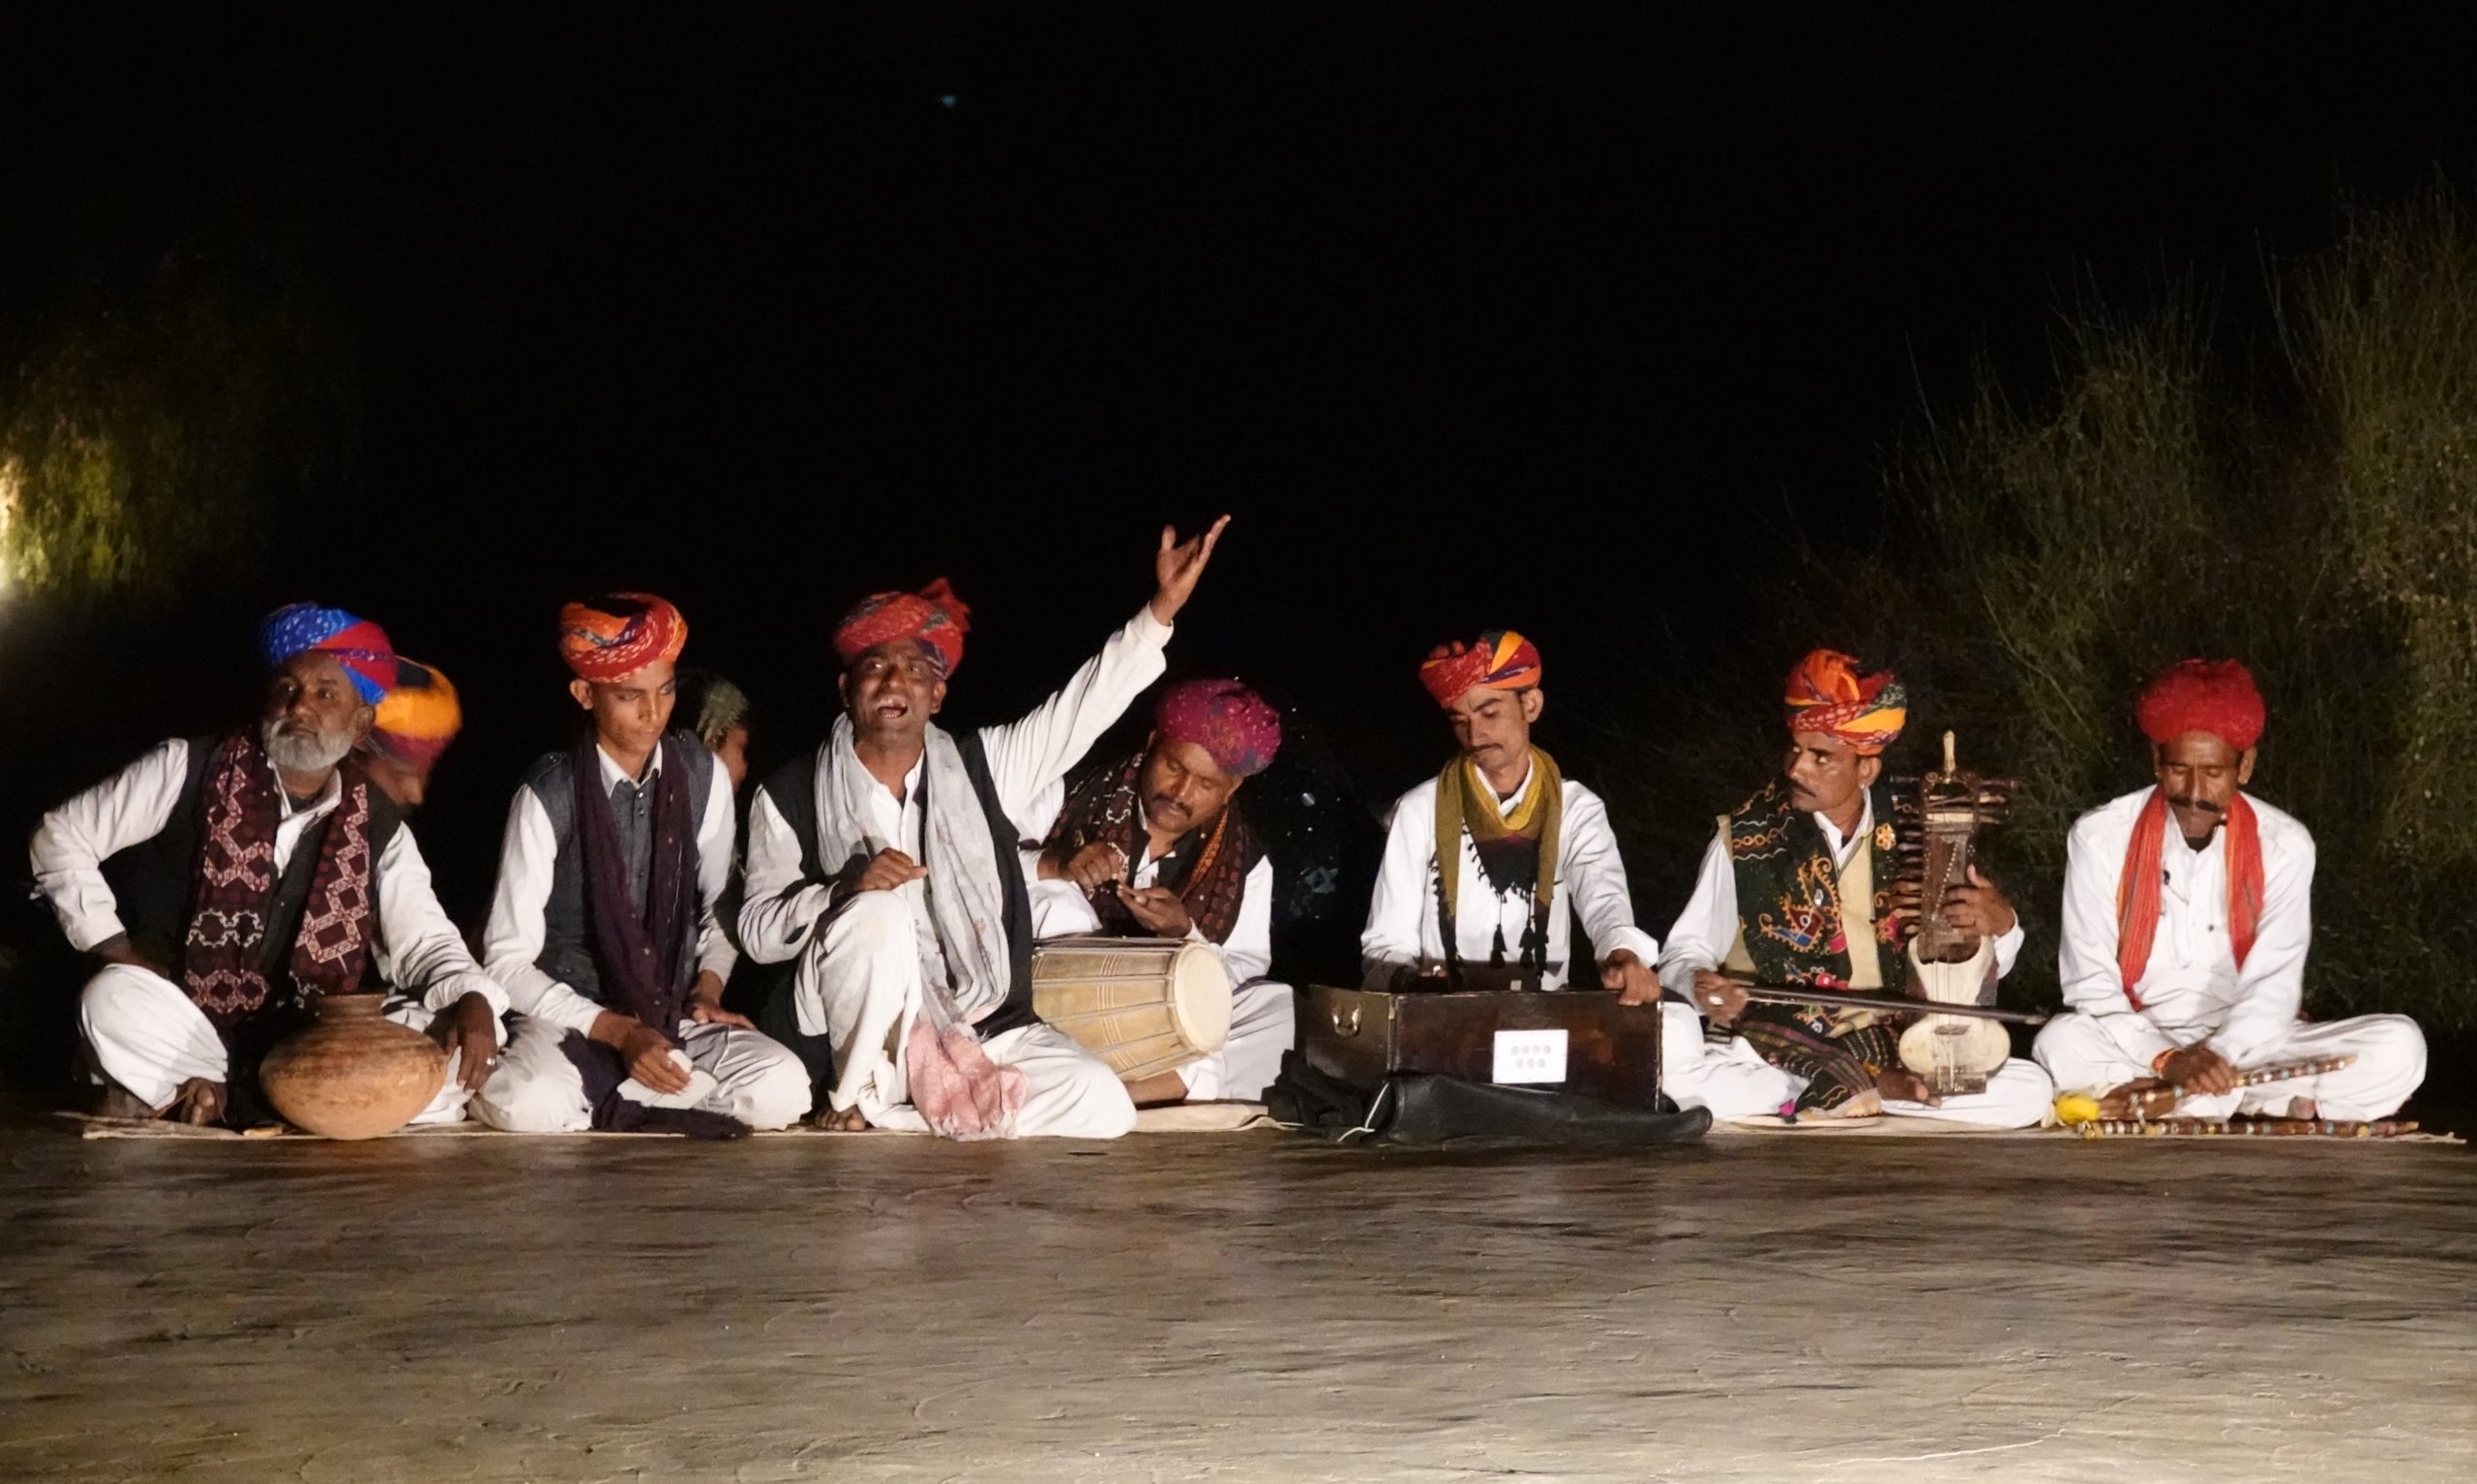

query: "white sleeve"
(1557, 785), (1659, 971)
(2055, 812), (2178, 1068)
(1204, 854), (1275, 986)
(480, 785), (605, 1036)
(2206, 829), (2314, 1066)
(1359, 794), (1433, 988)
(371, 825), (507, 1017)
(1656, 824), (1738, 1001)
(28, 738), (191, 952)
(1016, 779), (1066, 884)
(1990, 918), (2026, 979)
(693, 758), (739, 985)
(975, 606), (1173, 818)
(737, 785), (833, 965)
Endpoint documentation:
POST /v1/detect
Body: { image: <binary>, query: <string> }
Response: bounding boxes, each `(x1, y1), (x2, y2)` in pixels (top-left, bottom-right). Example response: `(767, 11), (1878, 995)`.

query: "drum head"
(1164, 942), (1234, 1055)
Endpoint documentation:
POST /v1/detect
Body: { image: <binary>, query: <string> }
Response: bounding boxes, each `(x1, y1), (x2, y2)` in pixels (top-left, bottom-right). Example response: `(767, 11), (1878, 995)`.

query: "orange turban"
(558, 593), (687, 683)
(1419, 631), (1542, 709)
(2135, 659), (2264, 751)
(1782, 649), (1907, 755)
(371, 660), (461, 767)
(833, 579), (971, 675)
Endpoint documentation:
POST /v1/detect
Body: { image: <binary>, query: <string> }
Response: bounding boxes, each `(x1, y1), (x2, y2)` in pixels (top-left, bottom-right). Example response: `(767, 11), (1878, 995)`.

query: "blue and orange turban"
(372, 660), (462, 767)
(1782, 649), (1907, 755)
(834, 578), (971, 675)
(2136, 659), (2264, 751)
(559, 593), (687, 683)
(259, 604), (396, 706)
(1155, 678), (1282, 777)
(1419, 630), (1542, 709)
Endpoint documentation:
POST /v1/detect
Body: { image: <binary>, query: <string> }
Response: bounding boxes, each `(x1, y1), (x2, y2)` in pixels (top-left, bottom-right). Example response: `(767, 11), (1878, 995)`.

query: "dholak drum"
(1031, 935), (1232, 1082)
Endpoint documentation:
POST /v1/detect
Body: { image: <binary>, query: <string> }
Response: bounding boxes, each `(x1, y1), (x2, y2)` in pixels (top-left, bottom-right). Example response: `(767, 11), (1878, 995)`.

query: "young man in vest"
(1656, 649), (2052, 1124)
(474, 594), (810, 1135)
(2036, 660), (2425, 1119)
(31, 605), (506, 1126)
(1020, 677), (1293, 1106)
(736, 518), (1228, 1139)
(1360, 631), (1666, 1003)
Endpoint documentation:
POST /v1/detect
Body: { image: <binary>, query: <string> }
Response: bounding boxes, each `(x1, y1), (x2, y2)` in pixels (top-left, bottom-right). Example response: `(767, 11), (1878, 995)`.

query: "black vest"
(522, 731), (716, 1007)
(752, 730), (1039, 1037)
(99, 735), (404, 987)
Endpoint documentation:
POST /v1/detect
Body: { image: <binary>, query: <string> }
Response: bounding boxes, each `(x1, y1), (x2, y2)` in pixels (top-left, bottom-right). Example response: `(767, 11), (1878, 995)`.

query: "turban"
(259, 604), (396, 706)
(372, 659), (462, 767)
(834, 578), (970, 675)
(1154, 678), (1282, 778)
(2135, 659), (2264, 751)
(559, 593), (687, 683)
(1782, 649), (1907, 755)
(1419, 630), (1542, 709)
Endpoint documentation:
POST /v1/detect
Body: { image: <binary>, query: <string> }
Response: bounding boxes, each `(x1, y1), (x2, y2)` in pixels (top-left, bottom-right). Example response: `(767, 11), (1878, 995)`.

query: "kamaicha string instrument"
(1884, 732), (2018, 1097)
(2074, 1116), (2419, 1139)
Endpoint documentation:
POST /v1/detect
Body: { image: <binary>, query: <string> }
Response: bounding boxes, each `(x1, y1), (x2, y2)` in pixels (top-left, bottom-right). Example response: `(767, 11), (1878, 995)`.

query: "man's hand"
(1939, 865), (2018, 941)
(1149, 516), (1231, 625)
(2161, 1043), (2238, 1096)
(687, 970), (753, 1029)
(1599, 948), (1659, 1006)
(848, 848), (928, 896)
(589, 1010), (695, 1097)
(427, 991), (502, 1094)
(1690, 969), (1752, 1027)
(91, 933), (169, 980)
(1041, 841), (1128, 891)
(1116, 883), (1194, 938)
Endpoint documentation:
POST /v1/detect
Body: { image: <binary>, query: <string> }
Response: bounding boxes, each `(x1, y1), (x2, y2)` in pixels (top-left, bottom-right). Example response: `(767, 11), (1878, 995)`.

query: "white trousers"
(1659, 1002), (2056, 1128)
(792, 891), (1137, 1139)
(1179, 981), (1294, 1102)
(471, 1012), (812, 1132)
(2034, 1010), (2427, 1120)
(77, 963), (493, 1125)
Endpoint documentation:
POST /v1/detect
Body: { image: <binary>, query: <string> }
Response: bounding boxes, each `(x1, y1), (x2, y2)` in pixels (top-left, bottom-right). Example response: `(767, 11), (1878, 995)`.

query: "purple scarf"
(571, 732), (699, 1038)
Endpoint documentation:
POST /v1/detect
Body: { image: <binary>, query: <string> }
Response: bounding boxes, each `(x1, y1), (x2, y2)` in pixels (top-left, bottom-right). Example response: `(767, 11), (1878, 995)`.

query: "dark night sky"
(8, 6), (2477, 922)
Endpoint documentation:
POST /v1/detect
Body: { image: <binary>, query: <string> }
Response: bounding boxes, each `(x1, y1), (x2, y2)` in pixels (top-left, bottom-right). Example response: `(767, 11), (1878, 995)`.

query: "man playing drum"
(1019, 677), (1294, 1106)
(2036, 660), (2426, 1119)
(1655, 650), (2052, 1125)
(736, 518), (1229, 1138)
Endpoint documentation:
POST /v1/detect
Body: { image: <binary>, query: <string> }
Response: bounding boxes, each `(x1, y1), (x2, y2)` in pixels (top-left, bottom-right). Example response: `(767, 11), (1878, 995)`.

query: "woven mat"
(61, 1101), (1278, 1142)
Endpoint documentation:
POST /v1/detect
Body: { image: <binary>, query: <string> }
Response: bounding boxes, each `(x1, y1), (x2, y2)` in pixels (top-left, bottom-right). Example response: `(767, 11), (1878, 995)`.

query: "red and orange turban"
(2135, 659), (2264, 751)
(372, 660), (462, 767)
(834, 578), (971, 675)
(1419, 630), (1542, 709)
(559, 593), (687, 683)
(1782, 649), (1907, 755)
(1155, 678), (1282, 777)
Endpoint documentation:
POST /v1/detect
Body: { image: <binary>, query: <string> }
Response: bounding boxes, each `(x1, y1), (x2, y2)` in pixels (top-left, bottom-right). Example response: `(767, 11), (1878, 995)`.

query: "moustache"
(1148, 793), (1189, 817)
(2165, 794), (2224, 816)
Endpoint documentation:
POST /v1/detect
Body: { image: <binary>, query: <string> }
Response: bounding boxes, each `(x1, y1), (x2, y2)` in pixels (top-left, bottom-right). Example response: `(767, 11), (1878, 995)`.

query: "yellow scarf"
(1432, 747), (1564, 963)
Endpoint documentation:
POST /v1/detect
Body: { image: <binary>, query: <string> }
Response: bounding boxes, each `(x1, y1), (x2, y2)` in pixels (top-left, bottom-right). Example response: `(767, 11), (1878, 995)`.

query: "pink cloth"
(904, 1020), (1027, 1140)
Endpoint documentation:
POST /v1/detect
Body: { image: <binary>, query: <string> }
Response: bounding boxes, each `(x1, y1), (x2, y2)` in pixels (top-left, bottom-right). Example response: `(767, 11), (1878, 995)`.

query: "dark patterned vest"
(523, 730), (715, 1007)
(1720, 777), (1898, 993)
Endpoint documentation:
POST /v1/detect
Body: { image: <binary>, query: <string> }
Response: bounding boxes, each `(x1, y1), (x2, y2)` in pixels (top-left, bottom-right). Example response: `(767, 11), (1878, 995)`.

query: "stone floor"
(3, 1122), (2471, 1483)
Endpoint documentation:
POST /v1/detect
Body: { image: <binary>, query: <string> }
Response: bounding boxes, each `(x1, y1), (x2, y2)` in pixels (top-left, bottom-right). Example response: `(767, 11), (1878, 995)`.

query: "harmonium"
(1300, 976), (1664, 1110)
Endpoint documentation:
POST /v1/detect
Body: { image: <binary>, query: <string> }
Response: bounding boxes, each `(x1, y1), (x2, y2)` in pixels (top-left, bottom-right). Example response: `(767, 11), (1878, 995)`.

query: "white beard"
(262, 717), (354, 774)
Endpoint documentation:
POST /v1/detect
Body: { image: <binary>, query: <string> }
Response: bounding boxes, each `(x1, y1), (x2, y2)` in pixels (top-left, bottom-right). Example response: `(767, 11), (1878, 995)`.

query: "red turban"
(372, 659), (462, 767)
(1782, 649), (1907, 755)
(258, 604), (396, 705)
(559, 593), (687, 683)
(2135, 659), (2264, 751)
(1154, 678), (1282, 777)
(1419, 630), (1542, 709)
(834, 578), (970, 675)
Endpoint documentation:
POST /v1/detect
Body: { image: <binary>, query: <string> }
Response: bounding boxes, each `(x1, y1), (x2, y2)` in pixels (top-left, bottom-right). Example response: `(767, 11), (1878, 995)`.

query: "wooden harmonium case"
(1301, 984), (1664, 1110)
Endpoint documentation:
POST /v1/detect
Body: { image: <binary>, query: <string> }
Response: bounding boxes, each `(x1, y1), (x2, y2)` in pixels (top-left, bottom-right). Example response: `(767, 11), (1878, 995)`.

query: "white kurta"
(472, 739), (808, 1133)
(31, 737), (506, 1117)
(1359, 762), (1659, 991)
(735, 605), (1177, 1138)
(1654, 791), (2048, 1126)
(2036, 787), (2426, 1120)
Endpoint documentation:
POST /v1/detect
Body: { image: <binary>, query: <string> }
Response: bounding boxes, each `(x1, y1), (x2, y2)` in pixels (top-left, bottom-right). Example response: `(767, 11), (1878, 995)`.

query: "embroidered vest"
(525, 730), (715, 1007)
(1718, 778), (1897, 992)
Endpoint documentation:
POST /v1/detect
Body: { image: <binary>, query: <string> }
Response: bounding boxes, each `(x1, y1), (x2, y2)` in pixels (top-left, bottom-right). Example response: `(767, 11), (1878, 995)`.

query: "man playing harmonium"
(2035, 659), (2427, 1120)
(1360, 631), (1667, 1003)
(30, 605), (507, 1127)
(1019, 677), (1295, 1106)
(1656, 650), (2054, 1125)
(735, 518), (1229, 1139)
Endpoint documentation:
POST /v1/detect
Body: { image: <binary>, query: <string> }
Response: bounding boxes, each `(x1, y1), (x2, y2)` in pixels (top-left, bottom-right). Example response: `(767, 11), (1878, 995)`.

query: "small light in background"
(937, 94), (958, 108)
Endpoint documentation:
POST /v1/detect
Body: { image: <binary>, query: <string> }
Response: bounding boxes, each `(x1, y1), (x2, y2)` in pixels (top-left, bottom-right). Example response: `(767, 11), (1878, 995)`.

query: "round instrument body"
(1898, 937), (2010, 1097)
(1030, 936), (1232, 1083)
(258, 993), (448, 1140)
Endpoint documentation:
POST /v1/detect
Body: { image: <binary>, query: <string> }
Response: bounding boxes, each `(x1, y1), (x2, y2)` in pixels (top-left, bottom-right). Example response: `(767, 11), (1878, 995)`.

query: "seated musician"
(1656, 650), (2053, 1124)
(1019, 678), (1295, 1106)
(359, 658), (461, 811)
(474, 594), (811, 1136)
(2035, 660), (2426, 1119)
(29, 606), (506, 1127)
(1360, 631), (1664, 1003)
(736, 519), (1228, 1139)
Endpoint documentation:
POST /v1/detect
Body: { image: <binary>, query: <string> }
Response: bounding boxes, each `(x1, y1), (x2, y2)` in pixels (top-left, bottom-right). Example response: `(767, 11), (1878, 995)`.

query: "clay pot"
(259, 993), (448, 1140)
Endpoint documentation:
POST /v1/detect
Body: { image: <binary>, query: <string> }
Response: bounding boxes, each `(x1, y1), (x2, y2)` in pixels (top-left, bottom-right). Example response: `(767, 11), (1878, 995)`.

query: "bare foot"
(1799, 1088), (1885, 1121)
(168, 1078), (227, 1127)
(812, 1105), (870, 1132)
(1875, 1068), (1939, 1107)
(93, 1083), (158, 1120)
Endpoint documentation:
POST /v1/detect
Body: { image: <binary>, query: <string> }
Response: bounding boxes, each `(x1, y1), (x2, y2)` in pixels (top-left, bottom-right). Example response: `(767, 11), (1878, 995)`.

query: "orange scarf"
(2113, 788), (2262, 1009)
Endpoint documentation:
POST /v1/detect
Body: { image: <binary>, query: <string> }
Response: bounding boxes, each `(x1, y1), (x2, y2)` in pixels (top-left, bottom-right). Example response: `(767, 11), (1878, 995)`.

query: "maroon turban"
(2135, 660), (2265, 751)
(834, 579), (970, 675)
(1154, 678), (1282, 778)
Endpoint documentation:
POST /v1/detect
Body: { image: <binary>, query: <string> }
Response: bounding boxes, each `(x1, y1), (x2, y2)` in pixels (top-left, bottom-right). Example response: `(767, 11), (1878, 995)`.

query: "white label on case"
(1492, 1028), (1569, 1084)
